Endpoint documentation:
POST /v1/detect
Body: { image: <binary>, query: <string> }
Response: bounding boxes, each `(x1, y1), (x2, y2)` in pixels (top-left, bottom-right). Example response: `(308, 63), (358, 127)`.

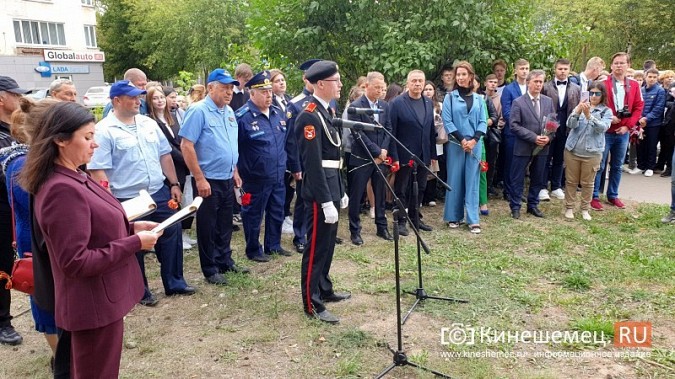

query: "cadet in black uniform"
(296, 60), (351, 324)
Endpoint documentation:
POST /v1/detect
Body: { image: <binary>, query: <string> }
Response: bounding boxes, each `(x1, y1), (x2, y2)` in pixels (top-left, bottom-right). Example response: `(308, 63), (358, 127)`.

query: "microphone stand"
(345, 122), (453, 378)
(367, 119), (468, 325)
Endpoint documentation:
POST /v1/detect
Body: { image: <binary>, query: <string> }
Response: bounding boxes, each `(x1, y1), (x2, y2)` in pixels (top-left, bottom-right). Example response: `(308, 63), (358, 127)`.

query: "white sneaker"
(428, 201), (437, 207)
(564, 209), (574, 219)
(369, 207), (375, 219)
(644, 169), (653, 177)
(550, 188), (565, 200)
(182, 232), (197, 245)
(182, 240), (193, 250)
(539, 189), (550, 201)
(233, 214), (242, 225)
(628, 168), (641, 175)
(581, 211), (592, 221)
(282, 216), (294, 234)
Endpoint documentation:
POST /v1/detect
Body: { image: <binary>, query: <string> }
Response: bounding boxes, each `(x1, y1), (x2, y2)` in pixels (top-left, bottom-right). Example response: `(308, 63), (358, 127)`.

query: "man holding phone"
(542, 58), (580, 201)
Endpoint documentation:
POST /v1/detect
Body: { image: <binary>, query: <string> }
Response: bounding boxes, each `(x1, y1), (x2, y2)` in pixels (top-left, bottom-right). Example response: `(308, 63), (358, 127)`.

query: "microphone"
(347, 107), (383, 115)
(332, 118), (382, 131)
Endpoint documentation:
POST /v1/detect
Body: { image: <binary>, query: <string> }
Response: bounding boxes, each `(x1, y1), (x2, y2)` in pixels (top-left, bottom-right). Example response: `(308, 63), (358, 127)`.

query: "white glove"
(321, 202), (339, 224)
(340, 194), (349, 209)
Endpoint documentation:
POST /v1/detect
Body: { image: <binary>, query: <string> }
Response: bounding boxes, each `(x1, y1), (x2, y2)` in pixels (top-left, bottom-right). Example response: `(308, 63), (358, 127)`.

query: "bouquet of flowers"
(533, 113), (559, 156)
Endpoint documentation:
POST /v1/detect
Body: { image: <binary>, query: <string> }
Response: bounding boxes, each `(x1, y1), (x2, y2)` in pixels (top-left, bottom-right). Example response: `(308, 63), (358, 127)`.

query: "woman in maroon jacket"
(20, 102), (161, 379)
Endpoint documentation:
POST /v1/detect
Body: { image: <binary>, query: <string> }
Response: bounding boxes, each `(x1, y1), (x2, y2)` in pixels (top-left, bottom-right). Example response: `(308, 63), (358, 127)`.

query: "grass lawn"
(3, 197), (674, 378)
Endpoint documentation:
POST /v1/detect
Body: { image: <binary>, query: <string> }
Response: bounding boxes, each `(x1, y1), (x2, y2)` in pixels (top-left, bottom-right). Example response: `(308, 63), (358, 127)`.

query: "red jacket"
(34, 165), (143, 331)
(604, 76), (644, 133)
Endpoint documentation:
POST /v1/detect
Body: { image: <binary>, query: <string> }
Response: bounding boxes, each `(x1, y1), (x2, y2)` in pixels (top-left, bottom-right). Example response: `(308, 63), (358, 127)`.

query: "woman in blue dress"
(442, 61), (487, 234)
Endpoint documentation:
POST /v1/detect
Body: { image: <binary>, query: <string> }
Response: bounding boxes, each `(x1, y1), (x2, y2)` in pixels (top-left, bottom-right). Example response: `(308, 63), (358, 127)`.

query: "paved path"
(616, 170), (671, 205)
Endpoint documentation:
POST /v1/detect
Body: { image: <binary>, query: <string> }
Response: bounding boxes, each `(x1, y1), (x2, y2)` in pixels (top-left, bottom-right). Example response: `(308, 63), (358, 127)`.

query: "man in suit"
(509, 70), (555, 219)
(389, 69), (437, 235)
(346, 71), (393, 245)
(296, 60), (350, 324)
(542, 58), (581, 200)
(591, 52), (644, 210)
(498, 59), (530, 202)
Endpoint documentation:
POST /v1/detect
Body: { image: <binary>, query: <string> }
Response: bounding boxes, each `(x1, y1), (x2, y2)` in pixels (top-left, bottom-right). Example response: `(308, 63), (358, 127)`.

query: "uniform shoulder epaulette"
(235, 105), (250, 119)
(305, 103), (317, 113)
(290, 94), (305, 104)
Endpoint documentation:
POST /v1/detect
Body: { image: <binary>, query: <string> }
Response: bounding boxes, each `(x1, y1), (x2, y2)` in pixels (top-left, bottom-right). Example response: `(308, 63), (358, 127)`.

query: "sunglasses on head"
(589, 91), (602, 97)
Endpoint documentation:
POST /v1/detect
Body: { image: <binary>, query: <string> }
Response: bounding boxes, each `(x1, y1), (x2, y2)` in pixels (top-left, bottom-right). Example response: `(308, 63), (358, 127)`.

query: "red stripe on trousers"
(305, 201), (319, 314)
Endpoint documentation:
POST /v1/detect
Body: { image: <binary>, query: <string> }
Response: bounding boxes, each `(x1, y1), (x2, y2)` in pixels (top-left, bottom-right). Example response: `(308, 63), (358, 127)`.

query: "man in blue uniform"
(296, 60), (351, 324)
(236, 71), (292, 262)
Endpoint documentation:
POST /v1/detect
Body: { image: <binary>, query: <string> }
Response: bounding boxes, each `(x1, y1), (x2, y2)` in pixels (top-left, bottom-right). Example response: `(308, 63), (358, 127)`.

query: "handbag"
(434, 111), (448, 144)
(0, 177), (34, 295)
(487, 126), (502, 145)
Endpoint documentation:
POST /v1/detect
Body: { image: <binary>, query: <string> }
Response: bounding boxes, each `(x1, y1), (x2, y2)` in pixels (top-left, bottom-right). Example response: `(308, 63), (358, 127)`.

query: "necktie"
(280, 98), (287, 110)
(533, 98), (540, 119)
(556, 80), (567, 86)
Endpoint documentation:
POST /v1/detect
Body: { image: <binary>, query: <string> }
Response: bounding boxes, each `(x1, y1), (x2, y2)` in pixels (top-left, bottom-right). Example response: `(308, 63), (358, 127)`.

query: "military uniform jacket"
(236, 100), (288, 184)
(295, 96), (344, 204)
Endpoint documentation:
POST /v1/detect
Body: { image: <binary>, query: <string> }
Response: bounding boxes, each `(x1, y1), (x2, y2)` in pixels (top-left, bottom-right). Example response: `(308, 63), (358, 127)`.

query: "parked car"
(83, 86), (111, 108)
(25, 88), (49, 100)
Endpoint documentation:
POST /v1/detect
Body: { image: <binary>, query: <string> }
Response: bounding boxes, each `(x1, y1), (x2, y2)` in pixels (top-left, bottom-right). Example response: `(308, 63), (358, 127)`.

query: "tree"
(248, 0), (574, 89)
(98, 0), (257, 82)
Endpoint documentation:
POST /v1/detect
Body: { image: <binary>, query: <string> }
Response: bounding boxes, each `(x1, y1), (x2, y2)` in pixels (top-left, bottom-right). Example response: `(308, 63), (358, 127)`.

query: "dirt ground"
(2, 198), (673, 378)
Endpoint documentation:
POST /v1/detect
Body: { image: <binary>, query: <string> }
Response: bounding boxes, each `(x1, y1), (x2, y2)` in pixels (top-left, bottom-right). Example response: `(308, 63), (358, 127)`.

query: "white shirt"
(613, 77), (626, 112)
(579, 72), (590, 92)
(556, 79), (567, 108)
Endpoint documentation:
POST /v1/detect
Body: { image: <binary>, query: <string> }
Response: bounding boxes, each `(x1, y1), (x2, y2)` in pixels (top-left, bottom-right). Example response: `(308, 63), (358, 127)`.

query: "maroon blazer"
(34, 165), (144, 331)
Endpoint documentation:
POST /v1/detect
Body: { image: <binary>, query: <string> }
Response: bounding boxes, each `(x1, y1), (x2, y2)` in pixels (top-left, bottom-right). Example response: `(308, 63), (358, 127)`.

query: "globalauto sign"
(43, 50), (105, 62)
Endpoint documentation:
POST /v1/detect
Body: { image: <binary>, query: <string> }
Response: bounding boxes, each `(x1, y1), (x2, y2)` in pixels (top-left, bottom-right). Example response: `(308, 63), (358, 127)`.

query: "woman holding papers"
(20, 102), (161, 379)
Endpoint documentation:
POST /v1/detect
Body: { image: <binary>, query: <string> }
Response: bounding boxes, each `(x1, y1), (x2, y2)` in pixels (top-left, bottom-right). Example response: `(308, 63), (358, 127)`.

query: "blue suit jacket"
(388, 93), (437, 164)
(500, 81), (526, 136)
(510, 94), (555, 156)
(347, 95), (392, 166)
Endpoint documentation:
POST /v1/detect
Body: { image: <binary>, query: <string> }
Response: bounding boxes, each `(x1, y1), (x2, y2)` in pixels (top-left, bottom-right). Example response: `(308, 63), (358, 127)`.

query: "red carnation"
(385, 156), (393, 165)
(480, 161), (489, 172)
(167, 199), (179, 210)
(391, 162), (400, 173)
(241, 192), (252, 206)
(408, 159), (414, 167)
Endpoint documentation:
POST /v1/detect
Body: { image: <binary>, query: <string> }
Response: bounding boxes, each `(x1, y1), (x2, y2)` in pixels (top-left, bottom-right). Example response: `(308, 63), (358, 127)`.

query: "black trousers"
(0, 209), (13, 327)
(656, 123), (675, 170)
(348, 163), (387, 235)
(283, 172), (295, 217)
(301, 200), (338, 315)
(393, 164), (427, 226)
(637, 126), (661, 171)
(194, 178), (236, 277)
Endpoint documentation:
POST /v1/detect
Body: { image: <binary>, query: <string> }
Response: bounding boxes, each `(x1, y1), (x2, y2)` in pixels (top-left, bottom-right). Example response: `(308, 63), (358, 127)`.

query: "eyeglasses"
(589, 91), (602, 97)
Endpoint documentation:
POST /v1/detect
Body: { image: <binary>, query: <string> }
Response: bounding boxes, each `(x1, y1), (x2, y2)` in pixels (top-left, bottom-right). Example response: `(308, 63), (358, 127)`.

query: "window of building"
(84, 25), (97, 48)
(81, 0), (94, 6)
(13, 20), (66, 46)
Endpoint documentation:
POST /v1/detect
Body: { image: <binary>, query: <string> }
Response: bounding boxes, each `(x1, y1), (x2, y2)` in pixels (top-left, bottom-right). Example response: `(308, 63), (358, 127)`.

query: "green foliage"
(249, 0), (572, 89)
(98, 0), (257, 82)
(536, 0), (674, 70)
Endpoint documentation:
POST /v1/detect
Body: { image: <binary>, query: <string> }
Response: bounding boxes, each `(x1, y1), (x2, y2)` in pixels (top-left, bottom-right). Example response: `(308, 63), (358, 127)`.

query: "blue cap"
(245, 71), (273, 90)
(207, 68), (240, 86)
(299, 59), (321, 71)
(109, 80), (146, 99)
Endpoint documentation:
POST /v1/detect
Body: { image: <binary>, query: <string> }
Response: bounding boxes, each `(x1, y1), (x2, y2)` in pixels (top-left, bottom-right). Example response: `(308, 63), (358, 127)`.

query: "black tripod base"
(375, 348), (453, 378)
(402, 288), (469, 324)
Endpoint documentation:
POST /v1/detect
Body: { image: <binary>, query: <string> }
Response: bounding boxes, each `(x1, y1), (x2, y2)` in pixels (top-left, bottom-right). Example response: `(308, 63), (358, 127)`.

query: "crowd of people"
(0, 51), (673, 377)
